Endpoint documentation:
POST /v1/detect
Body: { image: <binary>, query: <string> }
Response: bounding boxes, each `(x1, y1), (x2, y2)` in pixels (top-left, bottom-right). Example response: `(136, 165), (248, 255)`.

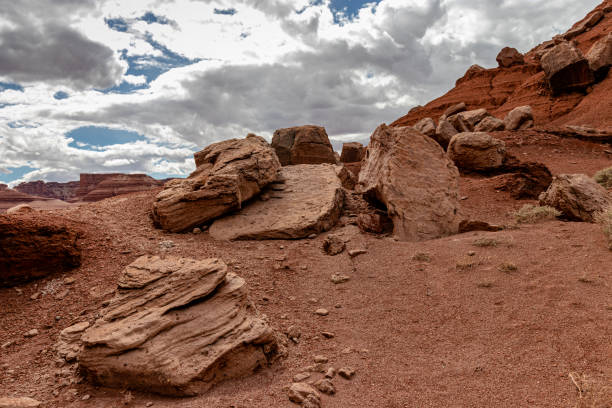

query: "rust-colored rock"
(15, 180), (80, 201)
(0, 215), (81, 286)
(475, 116), (505, 132)
(271, 125), (336, 166)
(0, 186), (51, 212)
(504, 106), (534, 131)
(447, 132), (506, 172)
(356, 212), (393, 234)
(538, 173), (611, 222)
(79, 174), (161, 202)
(357, 124), (460, 241)
(414, 117), (436, 137)
(209, 164), (343, 240)
(493, 161), (553, 199)
(340, 142), (365, 163)
(541, 42), (594, 94)
(434, 119), (458, 149)
(78, 256), (278, 396)
(496, 47), (525, 68)
(153, 135), (281, 233)
(586, 32), (612, 80)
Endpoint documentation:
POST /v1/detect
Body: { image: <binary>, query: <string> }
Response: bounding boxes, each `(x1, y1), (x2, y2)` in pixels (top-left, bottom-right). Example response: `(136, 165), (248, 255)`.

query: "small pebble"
(293, 372), (311, 382)
(24, 329), (39, 338)
(338, 367), (356, 379)
(192, 227), (202, 234)
(314, 355), (328, 364)
(315, 308), (329, 316)
(325, 367), (336, 378)
(321, 331), (335, 339)
(348, 249), (367, 257)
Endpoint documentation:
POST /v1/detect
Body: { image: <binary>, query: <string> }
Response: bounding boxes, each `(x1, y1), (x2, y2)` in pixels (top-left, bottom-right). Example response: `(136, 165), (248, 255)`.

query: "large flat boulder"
(357, 124), (460, 241)
(586, 32), (612, 80)
(340, 142), (364, 163)
(0, 215), (80, 286)
(447, 132), (506, 172)
(271, 125), (336, 166)
(538, 174), (611, 222)
(541, 42), (594, 94)
(496, 47), (524, 68)
(209, 164), (343, 240)
(78, 256), (278, 396)
(152, 135), (280, 232)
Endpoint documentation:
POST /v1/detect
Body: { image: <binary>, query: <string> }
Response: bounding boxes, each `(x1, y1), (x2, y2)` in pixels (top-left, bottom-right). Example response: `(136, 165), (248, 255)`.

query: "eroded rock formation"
(271, 125), (336, 166)
(78, 256), (278, 396)
(447, 132), (507, 172)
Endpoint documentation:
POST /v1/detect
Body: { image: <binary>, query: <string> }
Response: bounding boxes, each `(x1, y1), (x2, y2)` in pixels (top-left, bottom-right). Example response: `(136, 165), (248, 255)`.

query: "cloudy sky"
(0, 0), (601, 185)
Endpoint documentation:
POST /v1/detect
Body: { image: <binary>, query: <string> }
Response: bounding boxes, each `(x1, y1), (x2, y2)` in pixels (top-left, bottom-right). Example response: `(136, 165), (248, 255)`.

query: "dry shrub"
(569, 372), (612, 408)
(412, 252), (431, 262)
(593, 166), (612, 189)
(595, 207), (612, 250)
(498, 262), (518, 273)
(513, 204), (561, 224)
(472, 238), (499, 247)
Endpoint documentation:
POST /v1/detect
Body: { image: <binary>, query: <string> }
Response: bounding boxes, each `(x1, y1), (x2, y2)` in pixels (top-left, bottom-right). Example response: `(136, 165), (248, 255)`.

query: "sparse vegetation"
(472, 238), (499, 247)
(513, 204), (561, 224)
(594, 207), (612, 250)
(412, 252), (431, 262)
(456, 256), (485, 270)
(498, 262), (518, 273)
(569, 372), (612, 408)
(593, 166), (612, 189)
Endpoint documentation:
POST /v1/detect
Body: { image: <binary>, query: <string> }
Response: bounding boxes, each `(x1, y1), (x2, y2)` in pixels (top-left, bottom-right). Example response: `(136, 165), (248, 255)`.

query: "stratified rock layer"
(209, 164), (344, 240)
(358, 124), (461, 241)
(0, 215), (80, 286)
(79, 256), (277, 396)
(541, 42), (595, 94)
(152, 135), (281, 232)
(79, 174), (162, 202)
(271, 125), (336, 166)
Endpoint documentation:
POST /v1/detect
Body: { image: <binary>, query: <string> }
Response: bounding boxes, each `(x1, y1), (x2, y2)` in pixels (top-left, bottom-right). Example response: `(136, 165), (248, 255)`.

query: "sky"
(0, 0), (603, 186)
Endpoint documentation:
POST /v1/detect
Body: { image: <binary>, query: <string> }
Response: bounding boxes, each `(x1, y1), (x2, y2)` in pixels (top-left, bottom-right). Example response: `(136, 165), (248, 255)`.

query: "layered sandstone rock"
(434, 119), (458, 149)
(447, 132), (507, 172)
(271, 125), (336, 166)
(504, 105), (534, 130)
(414, 117), (436, 137)
(0, 187), (51, 212)
(493, 161), (553, 199)
(538, 174), (611, 222)
(0, 215), (80, 286)
(541, 42), (594, 94)
(586, 32), (612, 80)
(78, 256), (278, 396)
(80, 174), (162, 202)
(153, 135), (281, 232)
(474, 116), (505, 132)
(340, 142), (365, 163)
(15, 180), (80, 201)
(357, 124), (460, 241)
(209, 164), (343, 240)
(496, 47), (525, 68)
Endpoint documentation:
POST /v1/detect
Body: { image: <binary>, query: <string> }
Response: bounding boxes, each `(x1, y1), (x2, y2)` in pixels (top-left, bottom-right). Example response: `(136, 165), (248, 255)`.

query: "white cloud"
(0, 0), (603, 185)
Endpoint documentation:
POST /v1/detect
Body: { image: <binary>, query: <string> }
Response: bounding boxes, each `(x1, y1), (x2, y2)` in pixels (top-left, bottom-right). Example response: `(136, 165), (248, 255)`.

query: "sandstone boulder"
(358, 124), (460, 241)
(209, 164), (343, 240)
(447, 132), (506, 172)
(494, 161), (553, 199)
(0, 397), (41, 407)
(448, 109), (491, 132)
(271, 125), (336, 166)
(538, 174), (611, 222)
(414, 117), (436, 137)
(504, 106), (534, 131)
(474, 116), (505, 132)
(443, 102), (467, 118)
(356, 212), (393, 234)
(6, 204), (34, 215)
(78, 256), (278, 396)
(335, 164), (356, 190)
(541, 42), (594, 94)
(434, 119), (458, 149)
(340, 142), (364, 163)
(0, 215), (80, 286)
(152, 135), (281, 232)
(586, 33), (612, 80)
(496, 47), (524, 68)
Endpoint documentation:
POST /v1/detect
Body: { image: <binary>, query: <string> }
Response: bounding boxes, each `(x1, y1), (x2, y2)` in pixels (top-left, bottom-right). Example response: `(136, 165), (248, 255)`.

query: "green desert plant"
(513, 204), (561, 224)
(593, 166), (612, 189)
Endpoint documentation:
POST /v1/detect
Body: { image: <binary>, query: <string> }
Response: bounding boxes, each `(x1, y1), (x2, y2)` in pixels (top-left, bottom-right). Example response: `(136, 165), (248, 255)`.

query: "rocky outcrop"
(414, 117), (436, 137)
(493, 161), (553, 199)
(447, 132), (507, 172)
(209, 164), (343, 240)
(153, 135), (281, 233)
(340, 142), (365, 163)
(357, 124), (460, 241)
(586, 32), (612, 80)
(504, 105), (534, 130)
(541, 42), (594, 94)
(0, 187), (51, 212)
(0, 214), (80, 286)
(474, 116), (505, 132)
(15, 180), (80, 201)
(496, 47), (525, 68)
(271, 125), (336, 166)
(6, 204), (34, 215)
(442, 102), (467, 118)
(434, 119), (458, 149)
(538, 174), (611, 222)
(80, 174), (162, 202)
(78, 256), (278, 396)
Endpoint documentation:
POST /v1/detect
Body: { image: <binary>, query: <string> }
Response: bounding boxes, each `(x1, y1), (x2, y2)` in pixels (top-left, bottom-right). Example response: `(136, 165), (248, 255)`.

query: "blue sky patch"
(329, 0), (380, 23)
(0, 81), (24, 92)
(67, 126), (146, 149)
(0, 165), (37, 184)
(139, 11), (173, 25)
(105, 17), (129, 32)
(53, 91), (69, 100)
(214, 8), (237, 15)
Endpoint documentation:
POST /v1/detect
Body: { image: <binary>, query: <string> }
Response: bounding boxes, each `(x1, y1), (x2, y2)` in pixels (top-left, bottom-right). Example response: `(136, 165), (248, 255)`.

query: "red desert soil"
(1, 129), (610, 408)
